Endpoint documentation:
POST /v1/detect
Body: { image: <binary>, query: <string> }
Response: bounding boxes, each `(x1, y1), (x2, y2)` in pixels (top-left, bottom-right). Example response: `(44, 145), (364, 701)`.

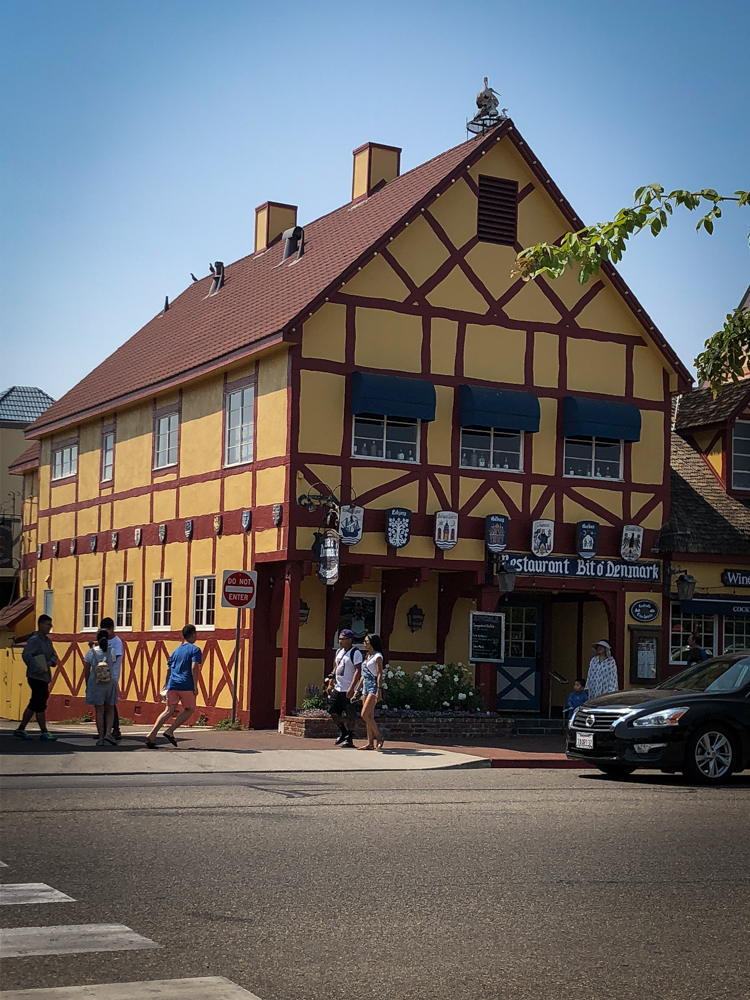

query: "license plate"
(576, 732), (594, 749)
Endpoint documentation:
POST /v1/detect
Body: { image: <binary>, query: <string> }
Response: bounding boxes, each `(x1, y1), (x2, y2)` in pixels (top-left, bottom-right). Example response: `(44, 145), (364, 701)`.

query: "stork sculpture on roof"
(468, 77), (508, 134)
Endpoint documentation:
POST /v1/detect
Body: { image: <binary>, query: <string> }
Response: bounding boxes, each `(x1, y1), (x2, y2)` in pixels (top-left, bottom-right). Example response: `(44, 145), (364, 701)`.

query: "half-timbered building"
(14, 118), (693, 725)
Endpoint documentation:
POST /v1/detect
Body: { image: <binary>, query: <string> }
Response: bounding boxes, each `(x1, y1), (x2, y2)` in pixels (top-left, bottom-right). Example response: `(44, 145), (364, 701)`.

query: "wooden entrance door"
(496, 605), (542, 712)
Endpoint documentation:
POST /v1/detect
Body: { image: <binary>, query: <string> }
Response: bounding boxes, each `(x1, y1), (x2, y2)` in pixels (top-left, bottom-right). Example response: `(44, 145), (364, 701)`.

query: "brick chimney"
(255, 202), (298, 253)
(351, 142), (402, 201)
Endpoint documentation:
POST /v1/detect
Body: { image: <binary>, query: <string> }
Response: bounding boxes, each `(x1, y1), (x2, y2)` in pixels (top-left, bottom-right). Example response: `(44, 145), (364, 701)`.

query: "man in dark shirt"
(15, 614), (58, 741)
(686, 632), (709, 666)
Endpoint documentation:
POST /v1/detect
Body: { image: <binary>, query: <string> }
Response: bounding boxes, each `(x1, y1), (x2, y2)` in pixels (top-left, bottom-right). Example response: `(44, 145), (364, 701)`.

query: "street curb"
(490, 758), (595, 769)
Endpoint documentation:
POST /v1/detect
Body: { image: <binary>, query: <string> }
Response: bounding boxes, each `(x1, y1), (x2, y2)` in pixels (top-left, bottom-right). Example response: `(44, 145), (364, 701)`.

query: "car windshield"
(655, 656), (750, 693)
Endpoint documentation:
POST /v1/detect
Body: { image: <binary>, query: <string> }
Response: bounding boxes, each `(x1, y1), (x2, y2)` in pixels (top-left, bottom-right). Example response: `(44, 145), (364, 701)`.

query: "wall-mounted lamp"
(299, 600), (310, 626)
(496, 559), (517, 594)
(406, 605), (425, 632)
(676, 573), (696, 602)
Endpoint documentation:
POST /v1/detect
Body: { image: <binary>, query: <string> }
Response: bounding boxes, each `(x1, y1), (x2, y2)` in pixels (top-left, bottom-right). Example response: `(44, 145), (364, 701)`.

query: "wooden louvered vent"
(477, 175), (519, 246)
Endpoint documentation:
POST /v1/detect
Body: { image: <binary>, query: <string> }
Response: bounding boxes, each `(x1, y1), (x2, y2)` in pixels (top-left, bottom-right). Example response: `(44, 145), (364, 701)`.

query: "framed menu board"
(469, 611), (506, 663)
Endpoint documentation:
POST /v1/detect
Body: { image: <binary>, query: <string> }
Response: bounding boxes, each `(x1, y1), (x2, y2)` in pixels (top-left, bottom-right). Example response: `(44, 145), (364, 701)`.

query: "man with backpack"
(328, 629), (362, 748)
(99, 617), (123, 740)
(15, 614), (58, 741)
(686, 632), (709, 666)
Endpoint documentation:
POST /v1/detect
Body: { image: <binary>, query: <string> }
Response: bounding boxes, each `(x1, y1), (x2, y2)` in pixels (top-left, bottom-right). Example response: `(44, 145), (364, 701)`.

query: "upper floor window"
(564, 436), (622, 480)
(193, 576), (216, 628)
(82, 586), (99, 630)
(225, 386), (255, 467)
(461, 427), (523, 471)
(52, 444), (78, 480)
(477, 175), (518, 246)
(732, 421), (750, 489)
(152, 579), (172, 629)
(101, 432), (115, 482)
(154, 413), (179, 469)
(353, 415), (419, 463)
(43, 590), (53, 618)
(115, 582), (133, 629)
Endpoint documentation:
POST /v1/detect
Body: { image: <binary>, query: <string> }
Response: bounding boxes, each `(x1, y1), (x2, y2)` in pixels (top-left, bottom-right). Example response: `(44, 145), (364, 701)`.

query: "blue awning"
(681, 597), (750, 617)
(351, 372), (436, 422)
(563, 396), (641, 442)
(459, 385), (540, 432)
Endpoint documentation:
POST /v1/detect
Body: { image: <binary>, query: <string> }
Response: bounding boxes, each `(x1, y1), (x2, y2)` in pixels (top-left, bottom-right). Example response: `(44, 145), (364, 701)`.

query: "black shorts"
(328, 689), (354, 722)
(26, 677), (50, 713)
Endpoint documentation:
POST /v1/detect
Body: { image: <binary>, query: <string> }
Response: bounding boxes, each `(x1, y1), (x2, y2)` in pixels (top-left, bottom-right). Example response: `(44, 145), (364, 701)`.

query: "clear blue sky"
(2, 0), (748, 400)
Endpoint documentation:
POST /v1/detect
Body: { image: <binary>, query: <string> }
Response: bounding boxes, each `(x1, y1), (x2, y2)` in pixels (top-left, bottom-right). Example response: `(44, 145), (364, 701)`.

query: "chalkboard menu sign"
(469, 612), (506, 663)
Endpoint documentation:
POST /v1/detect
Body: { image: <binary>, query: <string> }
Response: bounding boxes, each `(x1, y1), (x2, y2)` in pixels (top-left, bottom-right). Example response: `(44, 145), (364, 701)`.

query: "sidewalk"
(0, 720), (590, 775)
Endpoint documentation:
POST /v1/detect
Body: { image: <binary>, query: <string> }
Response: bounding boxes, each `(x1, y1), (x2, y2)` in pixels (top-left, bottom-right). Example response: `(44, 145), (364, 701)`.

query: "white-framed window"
(225, 386), (255, 466)
(154, 413), (179, 469)
(52, 444), (78, 480)
(101, 432), (115, 482)
(352, 415), (419, 463)
(82, 586), (100, 630)
(193, 576), (216, 628)
(460, 427), (523, 471)
(564, 436), (622, 480)
(115, 582), (133, 629)
(670, 602), (717, 663)
(337, 591), (381, 647)
(723, 615), (750, 653)
(43, 590), (54, 618)
(732, 421), (750, 489)
(152, 579), (172, 629)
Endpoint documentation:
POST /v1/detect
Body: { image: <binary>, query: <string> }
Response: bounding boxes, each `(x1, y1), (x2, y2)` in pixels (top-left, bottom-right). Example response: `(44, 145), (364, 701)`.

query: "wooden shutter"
(477, 176), (518, 246)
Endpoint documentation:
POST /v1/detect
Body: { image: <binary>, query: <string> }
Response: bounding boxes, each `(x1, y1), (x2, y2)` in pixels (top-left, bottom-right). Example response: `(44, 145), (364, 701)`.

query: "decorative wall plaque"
(89, 534), (98, 553)
(434, 511), (458, 550)
(158, 524), (167, 544)
(272, 504), (283, 527)
(621, 525), (643, 563)
(386, 508), (411, 549)
(213, 515), (222, 536)
(241, 510), (252, 532)
(576, 521), (599, 560)
(339, 504), (364, 546)
(69, 538), (76, 555)
(486, 514), (508, 553)
(52, 541), (58, 558)
(111, 531), (118, 550)
(531, 519), (554, 558)
(134, 527), (142, 547)
(184, 519), (193, 540)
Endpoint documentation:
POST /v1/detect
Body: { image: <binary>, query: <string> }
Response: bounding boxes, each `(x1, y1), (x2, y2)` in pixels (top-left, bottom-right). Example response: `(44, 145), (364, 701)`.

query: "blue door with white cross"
(496, 605), (542, 712)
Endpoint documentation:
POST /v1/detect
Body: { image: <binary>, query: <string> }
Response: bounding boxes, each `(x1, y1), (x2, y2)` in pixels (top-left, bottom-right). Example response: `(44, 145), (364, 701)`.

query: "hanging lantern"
(299, 600), (310, 626)
(406, 605), (425, 632)
(676, 573), (696, 602)
(496, 559), (517, 594)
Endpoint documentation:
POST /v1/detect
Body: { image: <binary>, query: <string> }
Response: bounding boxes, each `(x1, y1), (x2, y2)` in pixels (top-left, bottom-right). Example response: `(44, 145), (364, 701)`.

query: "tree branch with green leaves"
(512, 184), (749, 393)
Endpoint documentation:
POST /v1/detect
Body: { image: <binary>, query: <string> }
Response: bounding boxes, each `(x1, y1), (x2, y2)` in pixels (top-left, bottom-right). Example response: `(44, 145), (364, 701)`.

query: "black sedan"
(566, 654), (750, 783)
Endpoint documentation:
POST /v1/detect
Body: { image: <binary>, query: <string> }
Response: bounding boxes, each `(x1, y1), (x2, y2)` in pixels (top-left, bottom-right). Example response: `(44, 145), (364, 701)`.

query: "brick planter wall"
(279, 714), (513, 741)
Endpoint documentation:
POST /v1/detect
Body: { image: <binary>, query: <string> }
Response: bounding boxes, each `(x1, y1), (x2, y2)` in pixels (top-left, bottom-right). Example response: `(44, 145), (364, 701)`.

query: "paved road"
(1, 769), (749, 1000)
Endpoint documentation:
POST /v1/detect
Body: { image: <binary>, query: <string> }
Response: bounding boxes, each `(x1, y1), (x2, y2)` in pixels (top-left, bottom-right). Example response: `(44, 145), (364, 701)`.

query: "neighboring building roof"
(0, 387), (55, 425)
(0, 596), (35, 630)
(655, 433), (750, 555)
(8, 442), (40, 476)
(27, 120), (692, 439)
(674, 378), (750, 434)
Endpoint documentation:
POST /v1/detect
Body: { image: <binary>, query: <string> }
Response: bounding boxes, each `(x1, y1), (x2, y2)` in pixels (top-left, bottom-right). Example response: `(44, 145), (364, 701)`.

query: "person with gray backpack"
(84, 628), (119, 746)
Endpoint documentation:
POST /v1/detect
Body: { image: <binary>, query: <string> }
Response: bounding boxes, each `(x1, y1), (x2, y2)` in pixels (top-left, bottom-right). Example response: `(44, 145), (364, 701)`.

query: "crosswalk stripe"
(0, 884), (76, 906)
(0, 977), (263, 999)
(0, 924), (160, 959)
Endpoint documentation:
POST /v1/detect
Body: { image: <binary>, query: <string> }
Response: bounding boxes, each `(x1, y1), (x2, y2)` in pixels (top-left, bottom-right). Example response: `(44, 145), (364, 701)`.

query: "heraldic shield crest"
(434, 511), (458, 550)
(241, 510), (252, 532)
(576, 521), (598, 560)
(621, 524), (644, 562)
(318, 531), (340, 585)
(386, 508), (411, 549)
(158, 524), (167, 544)
(486, 514), (508, 553)
(89, 534), (97, 553)
(213, 515), (222, 536)
(184, 519), (193, 540)
(111, 531), (118, 550)
(133, 527), (142, 547)
(339, 504), (364, 546)
(531, 519), (554, 558)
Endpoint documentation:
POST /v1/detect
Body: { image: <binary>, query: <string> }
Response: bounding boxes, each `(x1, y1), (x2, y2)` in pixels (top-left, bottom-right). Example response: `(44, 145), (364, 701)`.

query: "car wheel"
(596, 763), (637, 778)
(684, 725), (736, 784)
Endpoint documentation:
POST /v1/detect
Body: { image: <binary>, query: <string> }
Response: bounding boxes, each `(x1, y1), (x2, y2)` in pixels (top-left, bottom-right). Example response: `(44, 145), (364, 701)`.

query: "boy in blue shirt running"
(146, 624), (202, 748)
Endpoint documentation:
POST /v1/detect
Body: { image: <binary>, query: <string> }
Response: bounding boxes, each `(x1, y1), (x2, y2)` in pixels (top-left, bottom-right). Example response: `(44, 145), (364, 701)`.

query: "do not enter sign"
(221, 569), (258, 609)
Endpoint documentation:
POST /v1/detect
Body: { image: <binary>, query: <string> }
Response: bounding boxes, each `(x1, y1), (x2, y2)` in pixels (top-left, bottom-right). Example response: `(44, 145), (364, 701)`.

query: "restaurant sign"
(502, 552), (661, 583)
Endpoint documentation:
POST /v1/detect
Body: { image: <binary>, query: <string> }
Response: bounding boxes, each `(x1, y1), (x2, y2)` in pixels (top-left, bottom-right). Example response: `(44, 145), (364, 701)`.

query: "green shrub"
(301, 684), (328, 711)
(213, 718), (243, 731)
(380, 663), (484, 712)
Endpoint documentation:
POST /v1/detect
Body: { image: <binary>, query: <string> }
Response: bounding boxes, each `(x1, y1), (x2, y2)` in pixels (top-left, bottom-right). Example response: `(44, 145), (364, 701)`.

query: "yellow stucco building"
(12, 119), (693, 725)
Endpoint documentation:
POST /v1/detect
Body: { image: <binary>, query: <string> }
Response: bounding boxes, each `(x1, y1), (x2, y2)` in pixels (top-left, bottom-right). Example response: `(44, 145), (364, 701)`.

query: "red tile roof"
(0, 596), (35, 631)
(27, 121), (691, 438)
(8, 441), (40, 475)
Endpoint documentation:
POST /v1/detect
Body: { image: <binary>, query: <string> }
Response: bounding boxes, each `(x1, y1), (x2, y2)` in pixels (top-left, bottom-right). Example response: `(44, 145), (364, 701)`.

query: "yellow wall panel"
(427, 385), (454, 467)
(567, 339), (626, 395)
(343, 254), (410, 301)
(223, 471), (252, 513)
(49, 482), (76, 507)
(573, 486), (623, 520)
(297, 658), (325, 706)
(355, 532), (388, 556)
(550, 603), (579, 704)
(563, 494), (616, 526)
(254, 528), (280, 553)
(640, 502), (663, 530)
(388, 215), (450, 287)
(153, 489), (176, 524)
(354, 308), (422, 373)
(115, 405), (153, 491)
(504, 280), (562, 324)
(426, 481), (442, 515)
(189, 537), (214, 579)
(351, 466), (406, 497)
(299, 575), (327, 649)
(77, 506), (99, 535)
(534, 332), (559, 388)
(443, 598), (473, 668)
(114, 494), (151, 529)
(575, 279), (645, 338)
(389, 580), (438, 652)
(467, 488), (513, 518)
(444, 538), (484, 562)
(181, 379), (223, 478)
(302, 303), (347, 362)
(428, 178), (477, 248)
(538, 268), (587, 312)
(51, 554), (77, 633)
(256, 389), (288, 460)
(632, 344), (665, 401)
(255, 465), (287, 507)
(103, 550), (126, 616)
(430, 317), (458, 376)
(464, 242), (518, 300)
(162, 543), (188, 624)
(631, 410), (664, 484)
(426, 266), (489, 315)
(464, 325), (525, 384)
(530, 484), (546, 511)
(397, 535), (435, 560)
(468, 138), (537, 186)
(516, 188), (568, 249)
(459, 477), (482, 510)
(365, 478), (419, 511)
(533, 398), (558, 476)
(303, 464), (342, 493)
(298, 370), (345, 456)
(50, 511), (76, 540)
(77, 423), (101, 502)
(257, 349), (289, 395)
(179, 480), (221, 519)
